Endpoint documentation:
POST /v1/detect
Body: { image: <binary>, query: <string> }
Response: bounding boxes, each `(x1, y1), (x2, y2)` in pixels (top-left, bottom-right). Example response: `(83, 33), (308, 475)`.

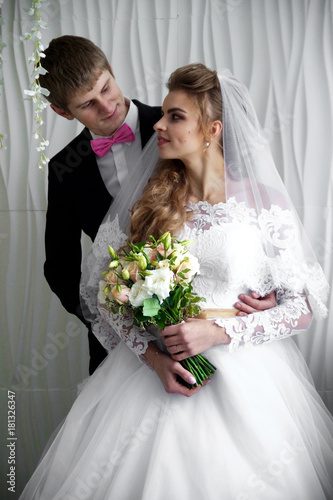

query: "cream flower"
(129, 280), (152, 307)
(156, 243), (173, 258)
(123, 260), (141, 282)
(156, 259), (170, 269)
(176, 254), (200, 283)
(111, 285), (131, 304)
(185, 252), (200, 276)
(104, 270), (121, 285)
(142, 267), (173, 303)
(142, 246), (158, 262)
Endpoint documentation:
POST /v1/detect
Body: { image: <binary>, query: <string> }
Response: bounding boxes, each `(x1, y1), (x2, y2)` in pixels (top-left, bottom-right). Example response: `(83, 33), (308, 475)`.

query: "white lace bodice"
(181, 200), (312, 350)
(179, 200), (264, 309)
(81, 199), (327, 357)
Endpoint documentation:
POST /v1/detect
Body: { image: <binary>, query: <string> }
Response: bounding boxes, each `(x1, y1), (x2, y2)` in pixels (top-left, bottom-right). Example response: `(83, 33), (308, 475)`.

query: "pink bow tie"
(90, 123), (135, 157)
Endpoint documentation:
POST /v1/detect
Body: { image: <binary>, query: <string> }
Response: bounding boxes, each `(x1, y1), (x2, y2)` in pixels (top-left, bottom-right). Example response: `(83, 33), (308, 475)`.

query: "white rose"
(128, 280), (152, 307)
(142, 267), (173, 303)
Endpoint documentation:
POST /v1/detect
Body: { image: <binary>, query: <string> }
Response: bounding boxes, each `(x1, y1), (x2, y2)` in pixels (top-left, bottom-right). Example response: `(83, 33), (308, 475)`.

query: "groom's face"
(52, 70), (129, 136)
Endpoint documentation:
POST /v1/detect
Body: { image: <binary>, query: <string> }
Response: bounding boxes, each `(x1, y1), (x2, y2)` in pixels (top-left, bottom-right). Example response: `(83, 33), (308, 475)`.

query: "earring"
(205, 141), (210, 147)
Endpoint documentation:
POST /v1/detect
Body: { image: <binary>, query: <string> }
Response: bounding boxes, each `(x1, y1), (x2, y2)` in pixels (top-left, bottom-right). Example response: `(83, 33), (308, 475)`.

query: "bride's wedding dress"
(20, 199), (333, 500)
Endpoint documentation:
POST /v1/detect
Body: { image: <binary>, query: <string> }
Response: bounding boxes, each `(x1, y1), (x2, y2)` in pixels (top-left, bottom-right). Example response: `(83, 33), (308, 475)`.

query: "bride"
(20, 64), (333, 499)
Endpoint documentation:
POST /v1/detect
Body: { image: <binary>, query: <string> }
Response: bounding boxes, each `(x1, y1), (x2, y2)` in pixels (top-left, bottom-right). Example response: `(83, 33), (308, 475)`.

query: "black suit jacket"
(44, 100), (161, 372)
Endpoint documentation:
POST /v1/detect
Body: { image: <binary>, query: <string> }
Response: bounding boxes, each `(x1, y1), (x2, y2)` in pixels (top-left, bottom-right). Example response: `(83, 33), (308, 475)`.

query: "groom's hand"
(235, 291), (276, 316)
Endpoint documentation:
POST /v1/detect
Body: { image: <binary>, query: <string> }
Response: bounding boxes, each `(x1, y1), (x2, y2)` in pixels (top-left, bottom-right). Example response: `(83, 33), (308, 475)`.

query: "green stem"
(197, 354), (217, 372)
(187, 356), (206, 381)
(183, 358), (205, 385)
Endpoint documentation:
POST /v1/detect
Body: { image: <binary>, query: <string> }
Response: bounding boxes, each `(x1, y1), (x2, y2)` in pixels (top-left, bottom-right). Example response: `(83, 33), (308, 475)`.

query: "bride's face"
(154, 90), (205, 162)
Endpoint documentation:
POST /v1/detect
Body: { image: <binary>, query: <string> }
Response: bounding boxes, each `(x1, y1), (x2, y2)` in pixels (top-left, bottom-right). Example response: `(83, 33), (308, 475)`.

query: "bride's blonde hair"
(130, 63), (222, 243)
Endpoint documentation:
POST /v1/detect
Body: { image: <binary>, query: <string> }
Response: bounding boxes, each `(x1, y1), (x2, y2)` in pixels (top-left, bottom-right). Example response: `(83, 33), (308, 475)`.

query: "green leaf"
(155, 251), (163, 262)
(178, 268), (191, 276)
(155, 316), (167, 330)
(186, 296), (201, 304)
(134, 242), (146, 250)
(142, 298), (161, 317)
(122, 248), (133, 258)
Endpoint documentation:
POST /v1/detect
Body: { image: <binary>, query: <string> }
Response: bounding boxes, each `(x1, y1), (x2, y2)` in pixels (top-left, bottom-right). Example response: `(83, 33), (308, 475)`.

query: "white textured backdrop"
(0, 0), (332, 497)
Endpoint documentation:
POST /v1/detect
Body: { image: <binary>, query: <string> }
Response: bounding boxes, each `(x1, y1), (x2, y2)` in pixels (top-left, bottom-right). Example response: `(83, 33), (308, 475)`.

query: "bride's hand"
(153, 352), (209, 397)
(160, 318), (230, 361)
(144, 346), (208, 397)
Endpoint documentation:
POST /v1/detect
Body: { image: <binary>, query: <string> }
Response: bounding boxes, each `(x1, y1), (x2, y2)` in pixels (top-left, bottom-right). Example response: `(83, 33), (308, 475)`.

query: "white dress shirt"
(90, 99), (141, 198)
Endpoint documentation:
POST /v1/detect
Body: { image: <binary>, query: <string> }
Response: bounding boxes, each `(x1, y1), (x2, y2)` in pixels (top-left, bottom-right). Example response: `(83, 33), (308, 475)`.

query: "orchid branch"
(21, 0), (49, 169)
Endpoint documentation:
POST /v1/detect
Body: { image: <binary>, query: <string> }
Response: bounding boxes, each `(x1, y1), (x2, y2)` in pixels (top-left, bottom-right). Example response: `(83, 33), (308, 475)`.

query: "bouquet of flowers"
(98, 232), (216, 387)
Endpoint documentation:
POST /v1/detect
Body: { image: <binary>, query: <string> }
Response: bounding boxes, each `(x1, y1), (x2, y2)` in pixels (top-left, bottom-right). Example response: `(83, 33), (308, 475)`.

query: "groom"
(40, 36), (275, 374)
(40, 36), (161, 373)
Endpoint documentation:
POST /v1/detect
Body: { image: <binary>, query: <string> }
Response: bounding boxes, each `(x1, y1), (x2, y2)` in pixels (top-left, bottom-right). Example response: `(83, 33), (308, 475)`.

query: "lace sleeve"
(95, 302), (157, 358)
(215, 290), (312, 350)
(80, 214), (157, 358)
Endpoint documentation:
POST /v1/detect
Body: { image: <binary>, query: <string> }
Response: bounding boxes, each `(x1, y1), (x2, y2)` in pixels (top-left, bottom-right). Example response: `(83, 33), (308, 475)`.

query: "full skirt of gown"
(20, 337), (333, 500)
